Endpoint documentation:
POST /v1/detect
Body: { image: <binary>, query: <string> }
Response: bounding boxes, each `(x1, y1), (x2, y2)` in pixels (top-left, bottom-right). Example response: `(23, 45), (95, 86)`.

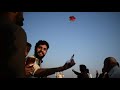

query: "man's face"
(15, 12), (24, 26)
(25, 46), (31, 57)
(103, 61), (109, 73)
(36, 44), (48, 59)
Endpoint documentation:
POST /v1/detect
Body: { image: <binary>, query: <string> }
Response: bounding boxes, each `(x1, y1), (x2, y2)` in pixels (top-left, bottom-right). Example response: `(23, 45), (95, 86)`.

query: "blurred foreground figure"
(103, 57), (120, 78)
(0, 12), (27, 78)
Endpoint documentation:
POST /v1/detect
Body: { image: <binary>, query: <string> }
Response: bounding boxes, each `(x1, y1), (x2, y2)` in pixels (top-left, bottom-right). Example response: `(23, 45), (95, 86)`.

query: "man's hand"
(63, 59), (75, 70)
(25, 64), (34, 77)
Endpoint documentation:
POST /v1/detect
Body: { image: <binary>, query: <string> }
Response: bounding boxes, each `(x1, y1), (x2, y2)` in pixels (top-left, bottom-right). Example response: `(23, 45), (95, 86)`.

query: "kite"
(69, 16), (76, 22)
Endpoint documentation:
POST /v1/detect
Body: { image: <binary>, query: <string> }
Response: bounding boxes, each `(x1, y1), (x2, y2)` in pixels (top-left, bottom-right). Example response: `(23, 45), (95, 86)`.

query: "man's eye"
(44, 48), (46, 50)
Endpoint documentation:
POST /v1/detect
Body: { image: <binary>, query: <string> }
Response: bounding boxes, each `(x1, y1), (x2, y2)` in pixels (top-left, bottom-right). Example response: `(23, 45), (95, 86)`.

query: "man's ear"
(8, 12), (18, 15)
(12, 12), (19, 15)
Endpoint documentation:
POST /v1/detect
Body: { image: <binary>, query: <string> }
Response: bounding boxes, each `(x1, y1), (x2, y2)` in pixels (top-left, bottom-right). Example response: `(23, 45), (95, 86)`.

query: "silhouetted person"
(72, 64), (89, 79)
(96, 70), (99, 78)
(103, 57), (120, 78)
(97, 68), (108, 78)
(0, 12), (27, 78)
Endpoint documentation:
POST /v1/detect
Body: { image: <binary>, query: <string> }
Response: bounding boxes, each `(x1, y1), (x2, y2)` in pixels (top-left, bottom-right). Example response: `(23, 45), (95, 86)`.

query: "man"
(103, 57), (120, 78)
(24, 42), (35, 77)
(0, 12), (27, 78)
(25, 42), (32, 57)
(72, 64), (89, 79)
(25, 40), (75, 78)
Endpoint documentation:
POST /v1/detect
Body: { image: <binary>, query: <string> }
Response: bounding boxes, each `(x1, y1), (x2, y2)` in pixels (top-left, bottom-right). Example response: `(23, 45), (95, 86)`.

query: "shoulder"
(27, 55), (39, 62)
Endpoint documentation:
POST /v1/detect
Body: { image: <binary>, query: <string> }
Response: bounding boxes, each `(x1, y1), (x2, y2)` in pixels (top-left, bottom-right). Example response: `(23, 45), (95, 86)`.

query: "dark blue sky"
(23, 12), (120, 78)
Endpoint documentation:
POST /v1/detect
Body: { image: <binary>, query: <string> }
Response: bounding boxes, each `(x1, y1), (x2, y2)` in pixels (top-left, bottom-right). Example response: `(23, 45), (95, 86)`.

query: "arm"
(72, 69), (80, 75)
(34, 59), (75, 77)
(34, 66), (64, 77)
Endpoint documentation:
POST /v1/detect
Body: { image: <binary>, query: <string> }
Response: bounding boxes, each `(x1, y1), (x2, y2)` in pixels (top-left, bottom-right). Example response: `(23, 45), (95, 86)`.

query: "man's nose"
(40, 48), (44, 52)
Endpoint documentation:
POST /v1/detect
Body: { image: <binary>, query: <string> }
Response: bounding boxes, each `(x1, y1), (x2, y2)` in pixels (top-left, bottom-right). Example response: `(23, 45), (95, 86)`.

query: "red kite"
(69, 16), (76, 22)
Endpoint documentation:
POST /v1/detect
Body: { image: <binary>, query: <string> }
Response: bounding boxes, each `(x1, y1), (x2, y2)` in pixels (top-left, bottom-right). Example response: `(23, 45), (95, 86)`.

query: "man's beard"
(16, 18), (24, 26)
(16, 14), (24, 26)
(34, 51), (45, 60)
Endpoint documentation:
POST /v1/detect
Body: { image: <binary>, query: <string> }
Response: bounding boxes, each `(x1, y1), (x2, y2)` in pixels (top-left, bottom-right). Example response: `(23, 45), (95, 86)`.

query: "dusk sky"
(23, 12), (120, 78)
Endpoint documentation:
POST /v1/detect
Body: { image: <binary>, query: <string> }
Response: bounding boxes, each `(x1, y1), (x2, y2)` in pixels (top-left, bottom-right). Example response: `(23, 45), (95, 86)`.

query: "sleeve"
(32, 60), (40, 75)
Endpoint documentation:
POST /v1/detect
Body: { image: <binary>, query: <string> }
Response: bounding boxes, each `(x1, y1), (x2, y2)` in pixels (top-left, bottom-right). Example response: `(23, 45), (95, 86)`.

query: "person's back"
(0, 12), (27, 78)
(108, 65), (120, 78)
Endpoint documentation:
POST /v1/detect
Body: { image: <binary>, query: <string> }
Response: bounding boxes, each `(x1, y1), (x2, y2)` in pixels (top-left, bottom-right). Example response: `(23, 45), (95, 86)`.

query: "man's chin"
(16, 22), (23, 26)
(37, 55), (44, 59)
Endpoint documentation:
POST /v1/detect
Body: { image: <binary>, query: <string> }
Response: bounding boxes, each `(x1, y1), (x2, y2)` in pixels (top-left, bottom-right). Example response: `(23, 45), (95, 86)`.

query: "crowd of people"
(0, 12), (120, 78)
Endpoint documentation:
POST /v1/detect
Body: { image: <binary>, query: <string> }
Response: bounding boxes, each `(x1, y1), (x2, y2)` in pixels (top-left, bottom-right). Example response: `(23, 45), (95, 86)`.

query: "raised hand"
(63, 59), (75, 70)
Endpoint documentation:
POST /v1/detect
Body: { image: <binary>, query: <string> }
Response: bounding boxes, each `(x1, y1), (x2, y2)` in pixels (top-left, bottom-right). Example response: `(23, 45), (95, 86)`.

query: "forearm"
(73, 70), (80, 75)
(34, 66), (64, 77)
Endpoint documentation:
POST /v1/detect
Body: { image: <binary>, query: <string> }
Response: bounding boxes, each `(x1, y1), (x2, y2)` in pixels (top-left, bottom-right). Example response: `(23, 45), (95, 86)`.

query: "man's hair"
(104, 57), (118, 67)
(80, 64), (87, 72)
(27, 42), (32, 48)
(35, 40), (49, 50)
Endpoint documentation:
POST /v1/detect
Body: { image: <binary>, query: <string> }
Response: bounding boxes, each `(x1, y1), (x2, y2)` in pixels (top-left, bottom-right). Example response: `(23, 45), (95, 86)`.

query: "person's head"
(0, 12), (24, 26)
(15, 12), (24, 26)
(103, 57), (118, 73)
(34, 40), (49, 60)
(117, 62), (119, 67)
(25, 42), (32, 57)
(86, 69), (89, 73)
(79, 64), (87, 73)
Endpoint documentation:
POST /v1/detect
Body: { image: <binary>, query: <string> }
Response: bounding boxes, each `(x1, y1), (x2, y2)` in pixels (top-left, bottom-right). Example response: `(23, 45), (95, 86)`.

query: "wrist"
(58, 66), (64, 72)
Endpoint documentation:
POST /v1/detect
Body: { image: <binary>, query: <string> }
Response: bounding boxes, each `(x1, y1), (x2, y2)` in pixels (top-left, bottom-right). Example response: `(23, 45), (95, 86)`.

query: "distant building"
(55, 72), (64, 78)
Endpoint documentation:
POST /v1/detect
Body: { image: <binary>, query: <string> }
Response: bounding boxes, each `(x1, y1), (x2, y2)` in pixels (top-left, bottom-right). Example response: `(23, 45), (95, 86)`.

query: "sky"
(23, 12), (120, 78)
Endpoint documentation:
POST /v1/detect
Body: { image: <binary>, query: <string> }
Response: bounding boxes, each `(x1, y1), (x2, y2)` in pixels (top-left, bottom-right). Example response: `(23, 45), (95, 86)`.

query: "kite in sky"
(69, 16), (76, 22)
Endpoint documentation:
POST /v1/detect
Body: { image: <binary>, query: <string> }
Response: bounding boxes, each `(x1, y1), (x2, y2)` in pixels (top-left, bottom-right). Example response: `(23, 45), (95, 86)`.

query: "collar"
(32, 55), (43, 63)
